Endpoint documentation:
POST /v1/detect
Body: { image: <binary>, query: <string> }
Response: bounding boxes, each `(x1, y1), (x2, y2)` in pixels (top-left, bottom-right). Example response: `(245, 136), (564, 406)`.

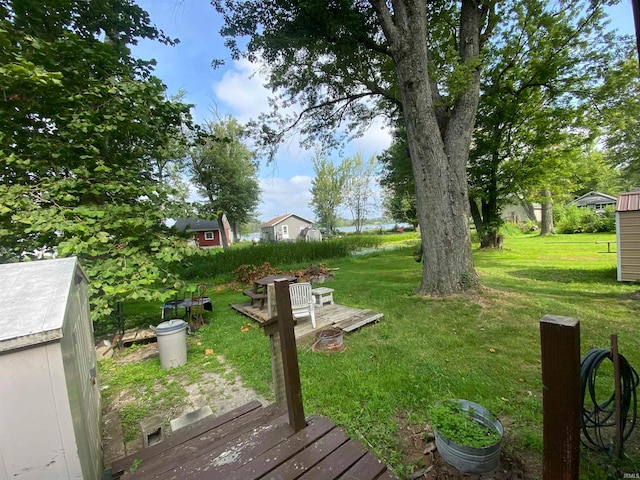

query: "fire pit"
(312, 328), (345, 353)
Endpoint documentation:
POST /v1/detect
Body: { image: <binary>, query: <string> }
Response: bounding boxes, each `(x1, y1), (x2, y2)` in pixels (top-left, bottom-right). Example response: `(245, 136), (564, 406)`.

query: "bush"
(172, 236), (383, 280)
(499, 222), (523, 237)
(554, 204), (616, 234)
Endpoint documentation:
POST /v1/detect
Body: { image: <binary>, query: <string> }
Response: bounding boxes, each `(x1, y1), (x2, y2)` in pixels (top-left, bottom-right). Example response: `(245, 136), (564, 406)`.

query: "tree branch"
(368, 0), (399, 49)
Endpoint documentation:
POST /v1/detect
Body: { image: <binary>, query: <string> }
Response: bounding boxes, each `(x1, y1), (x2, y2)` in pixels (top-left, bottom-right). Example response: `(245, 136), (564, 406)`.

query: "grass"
(98, 230), (640, 478)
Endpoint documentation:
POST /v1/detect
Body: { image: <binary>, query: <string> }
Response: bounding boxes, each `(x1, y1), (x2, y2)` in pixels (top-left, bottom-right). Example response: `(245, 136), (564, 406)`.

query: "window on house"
(204, 231), (214, 240)
(281, 225), (289, 238)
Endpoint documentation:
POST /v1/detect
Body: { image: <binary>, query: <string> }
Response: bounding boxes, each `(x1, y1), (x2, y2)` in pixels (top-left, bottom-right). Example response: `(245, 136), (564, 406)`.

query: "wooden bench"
(243, 289), (267, 308)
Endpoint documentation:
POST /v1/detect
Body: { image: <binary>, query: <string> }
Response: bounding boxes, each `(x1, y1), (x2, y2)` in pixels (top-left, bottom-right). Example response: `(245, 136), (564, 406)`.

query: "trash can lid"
(155, 319), (187, 333)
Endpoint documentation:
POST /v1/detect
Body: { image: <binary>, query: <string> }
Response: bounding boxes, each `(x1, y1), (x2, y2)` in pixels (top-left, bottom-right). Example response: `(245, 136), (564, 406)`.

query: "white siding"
(0, 343), (83, 479)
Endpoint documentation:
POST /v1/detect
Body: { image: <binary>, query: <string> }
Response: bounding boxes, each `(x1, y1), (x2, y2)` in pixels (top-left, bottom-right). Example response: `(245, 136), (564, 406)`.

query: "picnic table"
(161, 296), (212, 320)
(243, 275), (297, 309)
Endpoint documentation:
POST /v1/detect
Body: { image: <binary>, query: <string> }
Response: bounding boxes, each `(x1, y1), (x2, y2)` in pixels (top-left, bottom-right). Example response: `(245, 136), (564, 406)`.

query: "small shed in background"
(174, 216), (232, 248)
(261, 213), (314, 242)
(616, 190), (640, 281)
(0, 257), (101, 480)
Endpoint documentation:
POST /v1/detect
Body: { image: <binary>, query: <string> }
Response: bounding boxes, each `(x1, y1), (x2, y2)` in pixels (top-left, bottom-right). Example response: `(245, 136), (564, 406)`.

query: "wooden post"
(269, 332), (286, 403)
(273, 279), (306, 432)
(540, 315), (580, 480)
(262, 289), (285, 404)
(267, 283), (277, 319)
(611, 334), (623, 458)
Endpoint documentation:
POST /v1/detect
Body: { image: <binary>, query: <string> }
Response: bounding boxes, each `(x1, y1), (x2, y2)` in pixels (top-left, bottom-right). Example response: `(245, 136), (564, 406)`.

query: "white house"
(571, 191), (617, 213)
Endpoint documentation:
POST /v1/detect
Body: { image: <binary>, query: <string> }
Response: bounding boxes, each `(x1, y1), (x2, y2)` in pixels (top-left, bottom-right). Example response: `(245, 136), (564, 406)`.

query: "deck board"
(258, 428), (351, 480)
(111, 402), (398, 480)
(111, 400), (262, 476)
(227, 416), (336, 480)
(230, 302), (383, 340)
(157, 414), (293, 479)
(297, 439), (368, 480)
(340, 453), (388, 479)
(125, 404), (287, 478)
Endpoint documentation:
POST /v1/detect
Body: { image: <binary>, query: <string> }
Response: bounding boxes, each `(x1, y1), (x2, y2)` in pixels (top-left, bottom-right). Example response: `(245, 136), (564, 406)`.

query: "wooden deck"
(230, 302), (383, 340)
(110, 400), (398, 480)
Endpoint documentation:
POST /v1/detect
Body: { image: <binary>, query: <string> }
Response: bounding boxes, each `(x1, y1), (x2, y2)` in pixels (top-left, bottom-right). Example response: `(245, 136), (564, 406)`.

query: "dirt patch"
(395, 411), (541, 480)
(101, 343), (267, 468)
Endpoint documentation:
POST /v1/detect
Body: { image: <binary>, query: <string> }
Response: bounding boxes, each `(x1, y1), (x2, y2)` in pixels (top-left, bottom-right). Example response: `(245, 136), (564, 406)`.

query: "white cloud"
(346, 117), (393, 158)
(258, 176), (314, 222)
(212, 59), (270, 124)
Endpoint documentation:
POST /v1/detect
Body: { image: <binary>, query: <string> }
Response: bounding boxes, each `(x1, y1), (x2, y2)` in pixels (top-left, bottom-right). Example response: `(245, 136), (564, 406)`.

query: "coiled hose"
(580, 348), (639, 452)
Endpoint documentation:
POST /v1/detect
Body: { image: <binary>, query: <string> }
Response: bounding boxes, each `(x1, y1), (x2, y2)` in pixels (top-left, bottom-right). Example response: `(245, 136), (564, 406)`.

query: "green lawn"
(100, 231), (640, 478)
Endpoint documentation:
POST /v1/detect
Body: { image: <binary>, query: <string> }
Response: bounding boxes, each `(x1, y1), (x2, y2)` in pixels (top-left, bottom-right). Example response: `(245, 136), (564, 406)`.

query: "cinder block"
(170, 405), (213, 433)
(140, 416), (164, 448)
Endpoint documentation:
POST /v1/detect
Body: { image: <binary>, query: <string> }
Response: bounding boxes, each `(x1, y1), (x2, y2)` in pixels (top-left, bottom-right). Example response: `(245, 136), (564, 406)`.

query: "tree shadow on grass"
(508, 267), (618, 285)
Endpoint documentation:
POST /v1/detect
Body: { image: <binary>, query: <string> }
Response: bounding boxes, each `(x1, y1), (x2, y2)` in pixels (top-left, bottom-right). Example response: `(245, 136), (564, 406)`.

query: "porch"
(111, 280), (397, 479)
(111, 400), (397, 479)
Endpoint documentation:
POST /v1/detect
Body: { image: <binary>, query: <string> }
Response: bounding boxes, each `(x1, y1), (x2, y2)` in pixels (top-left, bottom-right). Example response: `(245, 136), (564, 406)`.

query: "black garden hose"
(580, 348), (639, 452)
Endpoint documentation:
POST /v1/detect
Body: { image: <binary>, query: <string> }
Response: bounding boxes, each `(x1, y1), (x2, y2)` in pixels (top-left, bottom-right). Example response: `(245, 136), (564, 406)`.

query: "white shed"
(0, 258), (101, 480)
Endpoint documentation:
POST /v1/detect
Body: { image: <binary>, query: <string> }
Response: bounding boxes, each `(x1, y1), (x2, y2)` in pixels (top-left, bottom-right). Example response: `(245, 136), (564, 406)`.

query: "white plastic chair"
(289, 282), (316, 328)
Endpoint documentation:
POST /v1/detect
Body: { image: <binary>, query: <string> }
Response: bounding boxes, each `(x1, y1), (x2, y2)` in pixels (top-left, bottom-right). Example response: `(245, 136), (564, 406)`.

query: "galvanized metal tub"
(434, 399), (503, 474)
(311, 328), (345, 353)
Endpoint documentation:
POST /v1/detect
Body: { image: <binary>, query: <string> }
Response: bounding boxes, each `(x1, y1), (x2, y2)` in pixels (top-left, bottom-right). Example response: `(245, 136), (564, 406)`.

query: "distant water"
(337, 223), (409, 233)
(240, 223), (410, 241)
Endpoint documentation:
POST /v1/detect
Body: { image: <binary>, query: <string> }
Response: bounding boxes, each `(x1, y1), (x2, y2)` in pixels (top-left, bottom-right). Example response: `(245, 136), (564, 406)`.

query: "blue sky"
(131, 0), (637, 222)
(132, 0), (391, 222)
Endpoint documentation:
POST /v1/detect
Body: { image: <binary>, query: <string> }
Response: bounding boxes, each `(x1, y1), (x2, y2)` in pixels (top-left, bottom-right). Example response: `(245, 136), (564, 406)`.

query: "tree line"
(215, 0), (638, 295)
(2, 0), (637, 323)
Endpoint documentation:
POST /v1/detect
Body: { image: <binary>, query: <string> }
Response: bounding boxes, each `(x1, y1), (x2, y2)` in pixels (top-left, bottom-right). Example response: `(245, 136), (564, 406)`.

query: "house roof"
(571, 191), (617, 206)
(617, 191), (640, 212)
(174, 218), (220, 232)
(261, 213), (314, 227)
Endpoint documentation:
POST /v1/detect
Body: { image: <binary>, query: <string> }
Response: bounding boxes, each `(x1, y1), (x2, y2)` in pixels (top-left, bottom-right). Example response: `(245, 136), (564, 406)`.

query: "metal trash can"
(152, 319), (188, 369)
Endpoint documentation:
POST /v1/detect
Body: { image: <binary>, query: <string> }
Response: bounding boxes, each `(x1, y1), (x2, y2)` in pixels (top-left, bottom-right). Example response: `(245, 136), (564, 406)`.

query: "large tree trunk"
(469, 198), (485, 240)
(540, 190), (554, 235)
(470, 197), (503, 248)
(217, 212), (230, 249)
(373, 0), (484, 294)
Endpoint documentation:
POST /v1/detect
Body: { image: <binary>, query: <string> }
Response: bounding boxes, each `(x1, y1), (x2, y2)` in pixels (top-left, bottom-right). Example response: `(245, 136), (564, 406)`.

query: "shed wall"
(278, 217), (311, 241)
(261, 226), (276, 242)
(617, 210), (640, 281)
(0, 342), (83, 479)
(0, 259), (100, 480)
(196, 230), (221, 247)
(61, 269), (101, 480)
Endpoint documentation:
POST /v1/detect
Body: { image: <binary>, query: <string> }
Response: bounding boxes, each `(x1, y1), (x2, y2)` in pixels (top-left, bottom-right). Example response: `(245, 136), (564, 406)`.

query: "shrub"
(499, 222), (522, 236)
(172, 236), (383, 280)
(554, 204), (616, 234)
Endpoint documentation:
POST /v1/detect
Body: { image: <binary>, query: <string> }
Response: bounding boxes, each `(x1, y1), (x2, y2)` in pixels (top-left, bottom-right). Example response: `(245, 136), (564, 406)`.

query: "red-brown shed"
(616, 191), (640, 281)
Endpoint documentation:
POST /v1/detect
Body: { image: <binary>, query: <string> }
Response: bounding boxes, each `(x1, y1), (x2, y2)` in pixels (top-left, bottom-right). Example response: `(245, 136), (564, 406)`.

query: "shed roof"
(262, 213), (314, 227)
(617, 191), (640, 212)
(174, 218), (221, 232)
(0, 257), (84, 353)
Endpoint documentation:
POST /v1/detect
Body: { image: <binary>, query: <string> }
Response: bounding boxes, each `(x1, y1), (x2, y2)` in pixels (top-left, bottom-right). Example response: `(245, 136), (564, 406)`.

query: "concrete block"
(170, 405), (213, 433)
(140, 415), (164, 448)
